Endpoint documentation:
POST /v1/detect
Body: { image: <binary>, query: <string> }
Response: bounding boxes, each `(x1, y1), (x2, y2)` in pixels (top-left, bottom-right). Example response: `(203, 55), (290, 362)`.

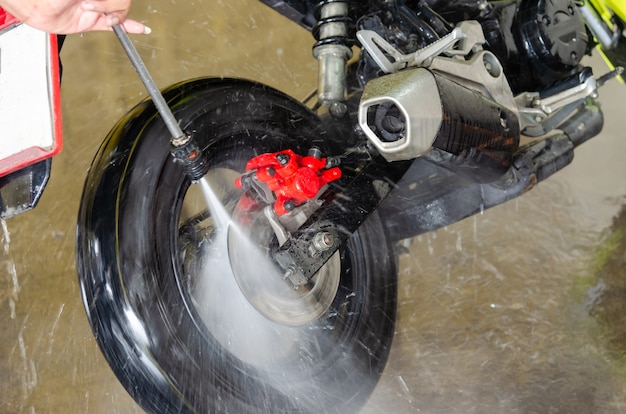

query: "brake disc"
(227, 199), (341, 326)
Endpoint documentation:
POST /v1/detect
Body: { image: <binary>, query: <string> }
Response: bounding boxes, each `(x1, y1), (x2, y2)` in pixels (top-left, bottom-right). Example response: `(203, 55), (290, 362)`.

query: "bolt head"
(276, 153), (290, 165)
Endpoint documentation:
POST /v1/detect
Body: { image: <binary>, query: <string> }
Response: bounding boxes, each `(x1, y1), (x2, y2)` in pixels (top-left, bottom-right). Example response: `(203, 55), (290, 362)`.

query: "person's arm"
(0, 0), (149, 34)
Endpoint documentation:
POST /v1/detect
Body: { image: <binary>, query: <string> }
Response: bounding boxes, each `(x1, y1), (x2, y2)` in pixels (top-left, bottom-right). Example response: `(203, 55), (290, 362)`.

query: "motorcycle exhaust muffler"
(358, 67), (520, 166)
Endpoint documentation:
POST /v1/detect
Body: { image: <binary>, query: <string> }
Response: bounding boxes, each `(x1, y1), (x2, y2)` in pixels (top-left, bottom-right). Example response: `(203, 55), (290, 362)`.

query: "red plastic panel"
(0, 7), (20, 31)
(0, 18), (63, 177)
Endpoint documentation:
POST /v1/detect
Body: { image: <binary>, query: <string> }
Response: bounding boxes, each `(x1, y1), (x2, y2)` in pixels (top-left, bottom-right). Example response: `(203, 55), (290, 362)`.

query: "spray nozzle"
(171, 133), (208, 183)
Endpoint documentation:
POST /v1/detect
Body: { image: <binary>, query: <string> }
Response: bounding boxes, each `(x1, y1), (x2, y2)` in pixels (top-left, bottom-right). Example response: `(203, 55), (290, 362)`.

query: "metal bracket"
(356, 21), (485, 73)
(515, 71), (599, 133)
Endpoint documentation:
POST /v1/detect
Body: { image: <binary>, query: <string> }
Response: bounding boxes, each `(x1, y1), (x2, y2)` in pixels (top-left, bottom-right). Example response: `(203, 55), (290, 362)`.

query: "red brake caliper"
(235, 148), (342, 215)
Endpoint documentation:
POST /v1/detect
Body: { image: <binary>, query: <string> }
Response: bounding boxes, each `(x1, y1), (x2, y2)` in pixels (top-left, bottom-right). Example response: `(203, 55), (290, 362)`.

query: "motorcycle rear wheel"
(77, 79), (397, 414)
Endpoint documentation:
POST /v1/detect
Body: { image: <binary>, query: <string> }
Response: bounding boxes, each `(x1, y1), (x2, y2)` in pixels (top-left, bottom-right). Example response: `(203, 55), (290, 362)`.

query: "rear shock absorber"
(312, 0), (354, 117)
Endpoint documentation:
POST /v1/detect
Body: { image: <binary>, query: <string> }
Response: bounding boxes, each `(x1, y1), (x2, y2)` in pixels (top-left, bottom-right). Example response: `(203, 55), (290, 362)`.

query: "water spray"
(112, 25), (208, 182)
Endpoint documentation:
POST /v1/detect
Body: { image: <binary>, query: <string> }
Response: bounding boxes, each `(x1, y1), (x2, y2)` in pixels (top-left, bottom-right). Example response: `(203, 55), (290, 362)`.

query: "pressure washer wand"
(112, 24), (208, 182)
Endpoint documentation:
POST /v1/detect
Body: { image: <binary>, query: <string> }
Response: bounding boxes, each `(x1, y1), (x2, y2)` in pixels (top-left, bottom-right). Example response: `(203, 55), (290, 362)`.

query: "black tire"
(77, 78), (396, 414)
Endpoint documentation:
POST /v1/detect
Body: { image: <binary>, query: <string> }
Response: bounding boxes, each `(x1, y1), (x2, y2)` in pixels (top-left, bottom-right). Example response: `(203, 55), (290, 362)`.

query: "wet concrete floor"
(2, 0), (626, 413)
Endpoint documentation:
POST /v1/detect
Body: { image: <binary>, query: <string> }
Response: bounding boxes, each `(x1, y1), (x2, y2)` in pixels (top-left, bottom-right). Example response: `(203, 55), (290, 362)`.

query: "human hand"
(0, 0), (150, 34)
(80, 0), (149, 33)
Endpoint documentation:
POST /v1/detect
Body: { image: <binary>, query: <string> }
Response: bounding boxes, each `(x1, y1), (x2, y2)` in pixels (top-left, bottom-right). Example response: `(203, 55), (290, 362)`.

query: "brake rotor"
(227, 197), (341, 326)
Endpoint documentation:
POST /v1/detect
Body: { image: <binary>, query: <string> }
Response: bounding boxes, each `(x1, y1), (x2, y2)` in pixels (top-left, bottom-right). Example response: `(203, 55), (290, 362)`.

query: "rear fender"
(0, 14), (63, 178)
